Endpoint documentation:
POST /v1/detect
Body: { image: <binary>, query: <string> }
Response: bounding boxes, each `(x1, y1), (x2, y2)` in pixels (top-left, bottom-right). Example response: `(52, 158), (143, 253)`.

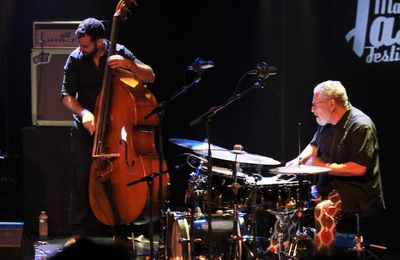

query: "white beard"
(316, 117), (327, 126)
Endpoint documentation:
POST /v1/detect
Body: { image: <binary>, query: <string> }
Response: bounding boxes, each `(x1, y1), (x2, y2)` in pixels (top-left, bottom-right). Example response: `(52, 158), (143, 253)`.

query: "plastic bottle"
(38, 211), (48, 238)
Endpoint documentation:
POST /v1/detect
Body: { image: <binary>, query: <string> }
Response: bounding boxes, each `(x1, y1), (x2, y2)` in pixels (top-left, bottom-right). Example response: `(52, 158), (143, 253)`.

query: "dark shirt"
(310, 106), (385, 217)
(60, 39), (142, 123)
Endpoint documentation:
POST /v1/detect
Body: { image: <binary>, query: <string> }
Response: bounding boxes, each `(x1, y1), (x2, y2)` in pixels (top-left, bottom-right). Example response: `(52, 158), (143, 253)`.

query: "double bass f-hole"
(119, 139), (135, 167)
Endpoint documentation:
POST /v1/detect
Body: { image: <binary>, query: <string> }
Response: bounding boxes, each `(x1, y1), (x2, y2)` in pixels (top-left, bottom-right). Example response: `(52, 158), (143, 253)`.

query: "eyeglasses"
(311, 100), (329, 108)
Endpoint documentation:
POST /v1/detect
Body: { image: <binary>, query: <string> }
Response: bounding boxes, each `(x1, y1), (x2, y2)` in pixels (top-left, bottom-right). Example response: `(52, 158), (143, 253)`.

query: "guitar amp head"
(33, 21), (81, 49)
(33, 20), (108, 49)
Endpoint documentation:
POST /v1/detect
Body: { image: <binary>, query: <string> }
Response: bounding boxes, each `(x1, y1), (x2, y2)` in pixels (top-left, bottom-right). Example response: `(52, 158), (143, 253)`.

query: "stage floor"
(33, 235), (158, 260)
(32, 234), (400, 260)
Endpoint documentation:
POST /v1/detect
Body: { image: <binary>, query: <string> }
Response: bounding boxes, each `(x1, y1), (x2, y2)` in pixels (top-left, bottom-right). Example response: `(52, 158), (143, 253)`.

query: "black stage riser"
(22, 126), (71, 235)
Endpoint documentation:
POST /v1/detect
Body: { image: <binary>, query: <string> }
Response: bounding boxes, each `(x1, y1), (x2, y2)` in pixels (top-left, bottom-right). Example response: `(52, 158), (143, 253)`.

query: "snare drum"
(245, 175), (311, 209)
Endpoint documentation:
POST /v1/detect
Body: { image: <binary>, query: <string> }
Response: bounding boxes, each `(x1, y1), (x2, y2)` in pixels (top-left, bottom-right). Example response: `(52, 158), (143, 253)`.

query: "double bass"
(88, 0), (168, 226)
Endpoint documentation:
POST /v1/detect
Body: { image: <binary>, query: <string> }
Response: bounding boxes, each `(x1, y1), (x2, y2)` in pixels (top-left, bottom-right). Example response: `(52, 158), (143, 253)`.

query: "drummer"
(285, 80), (385, 255)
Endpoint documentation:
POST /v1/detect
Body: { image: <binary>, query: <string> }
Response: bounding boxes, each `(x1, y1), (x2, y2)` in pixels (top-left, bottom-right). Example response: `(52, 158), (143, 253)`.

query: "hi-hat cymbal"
(201, 165), (247, 178)
(168, 138), (228, 151)
(195, 149), (281, 166)
(270, 165), (331, 175)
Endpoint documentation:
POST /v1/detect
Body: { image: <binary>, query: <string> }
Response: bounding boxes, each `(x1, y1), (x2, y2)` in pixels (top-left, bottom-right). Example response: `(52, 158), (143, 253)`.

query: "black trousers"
(69, 122), (94, 236)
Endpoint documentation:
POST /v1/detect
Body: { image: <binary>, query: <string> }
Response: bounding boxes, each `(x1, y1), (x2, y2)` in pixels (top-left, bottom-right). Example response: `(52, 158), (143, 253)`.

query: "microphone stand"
(144, 69), (204, 259)
(189, 75), (273, 259)
(127, 171), (169, 259)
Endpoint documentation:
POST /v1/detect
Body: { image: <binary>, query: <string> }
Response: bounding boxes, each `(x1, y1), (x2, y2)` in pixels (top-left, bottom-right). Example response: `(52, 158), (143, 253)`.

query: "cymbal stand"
(186, 159), (206, 259)
(228, 153), (257, 259)
(247, 175), (262, 256)
(284, 173), (316, 259)
(296, 174), (305, 233)
(127, 171), (169, 259)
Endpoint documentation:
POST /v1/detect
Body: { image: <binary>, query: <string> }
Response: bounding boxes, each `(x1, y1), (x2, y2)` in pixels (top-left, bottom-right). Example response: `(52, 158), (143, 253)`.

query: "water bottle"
(38, 211), (48, 238)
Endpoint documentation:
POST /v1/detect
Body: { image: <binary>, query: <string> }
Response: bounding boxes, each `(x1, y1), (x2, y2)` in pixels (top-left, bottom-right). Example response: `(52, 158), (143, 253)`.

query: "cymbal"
(201, 165), (247, 178)
(195, 149), (281, 166)
(270, 165), (331, 175)
(168, 138), (228, 151)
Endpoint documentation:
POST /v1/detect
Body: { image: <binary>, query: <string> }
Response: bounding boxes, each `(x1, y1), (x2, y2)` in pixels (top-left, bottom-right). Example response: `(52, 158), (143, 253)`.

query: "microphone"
(254, 61), (277, 78)
(189, 57), (214, 71)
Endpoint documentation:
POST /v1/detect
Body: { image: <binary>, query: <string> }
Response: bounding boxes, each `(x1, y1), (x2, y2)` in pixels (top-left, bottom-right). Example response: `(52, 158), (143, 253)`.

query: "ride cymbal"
(168, 138), (228, 151)
(195, 149), (281, 166)
(270, 165), (331, 175)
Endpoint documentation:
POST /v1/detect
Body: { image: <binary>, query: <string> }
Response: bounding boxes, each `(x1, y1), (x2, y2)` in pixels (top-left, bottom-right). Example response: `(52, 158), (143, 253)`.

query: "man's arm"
(62, 95), (95, 135)
(308, 156), (367, 176)
(107, 55), (155, 83)
(286, 144), (318, 166)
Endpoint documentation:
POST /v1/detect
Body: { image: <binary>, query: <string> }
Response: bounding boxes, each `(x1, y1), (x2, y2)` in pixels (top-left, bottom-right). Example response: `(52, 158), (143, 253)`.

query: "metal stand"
(228, 153), (257, 259)
(127, 171), (169, 259)
(267, 208), (298, 260)
(351, 213), (383, 260)
(248, 177), (261, 255)
(205, 119), (215, 259)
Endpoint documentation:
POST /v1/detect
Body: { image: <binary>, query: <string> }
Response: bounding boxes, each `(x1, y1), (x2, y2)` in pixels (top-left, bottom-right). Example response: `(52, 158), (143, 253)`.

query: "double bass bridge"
(92, 153), (120, 183)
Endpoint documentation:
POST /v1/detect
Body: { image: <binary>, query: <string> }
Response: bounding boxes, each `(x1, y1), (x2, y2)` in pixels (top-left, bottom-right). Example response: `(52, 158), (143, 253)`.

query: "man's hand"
(81, 109), (95, 135)
(285, 157), (301, 166)
(107, 55), (133, 70)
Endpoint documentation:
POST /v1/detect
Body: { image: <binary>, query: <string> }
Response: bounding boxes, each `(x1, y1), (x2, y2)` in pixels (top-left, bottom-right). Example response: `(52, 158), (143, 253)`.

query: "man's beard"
(83, 44), (99, 58)
(316, 117), (327, 126)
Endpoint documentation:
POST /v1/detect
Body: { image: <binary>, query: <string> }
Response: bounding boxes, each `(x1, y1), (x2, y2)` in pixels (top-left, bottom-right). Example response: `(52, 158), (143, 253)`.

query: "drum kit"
(166, 138), (330, 259)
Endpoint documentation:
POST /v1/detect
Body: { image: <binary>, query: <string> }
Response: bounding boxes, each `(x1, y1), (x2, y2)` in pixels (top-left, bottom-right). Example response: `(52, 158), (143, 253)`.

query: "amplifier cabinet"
(30, 48), (73, 126)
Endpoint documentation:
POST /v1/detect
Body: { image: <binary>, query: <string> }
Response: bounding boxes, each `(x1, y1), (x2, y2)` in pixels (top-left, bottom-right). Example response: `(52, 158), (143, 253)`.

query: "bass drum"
(166, 211), (191, 260)
(167, 211), (247, 259)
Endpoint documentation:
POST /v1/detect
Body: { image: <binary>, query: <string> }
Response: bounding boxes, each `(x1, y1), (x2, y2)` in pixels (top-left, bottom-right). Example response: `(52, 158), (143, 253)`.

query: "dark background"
(0, 0), (399, 254)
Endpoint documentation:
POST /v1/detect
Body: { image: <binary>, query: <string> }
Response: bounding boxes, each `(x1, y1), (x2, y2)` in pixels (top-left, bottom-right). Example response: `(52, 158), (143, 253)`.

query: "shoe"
(63, 235), (82, 248)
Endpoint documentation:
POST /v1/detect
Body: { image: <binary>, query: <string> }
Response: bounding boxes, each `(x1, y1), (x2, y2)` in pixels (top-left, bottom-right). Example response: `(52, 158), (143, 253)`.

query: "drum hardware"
(245, 175), (267, 257)
(222, 146), (258, 260)
(268, 164), (333, 259)
(184, 159), (207, 206)
(267, 208), (298, 259)
(286, 228), (316, 259)
(348, 213), (385, 260)
(126, 170), (170, 259)
(282, 205), (316, 259)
